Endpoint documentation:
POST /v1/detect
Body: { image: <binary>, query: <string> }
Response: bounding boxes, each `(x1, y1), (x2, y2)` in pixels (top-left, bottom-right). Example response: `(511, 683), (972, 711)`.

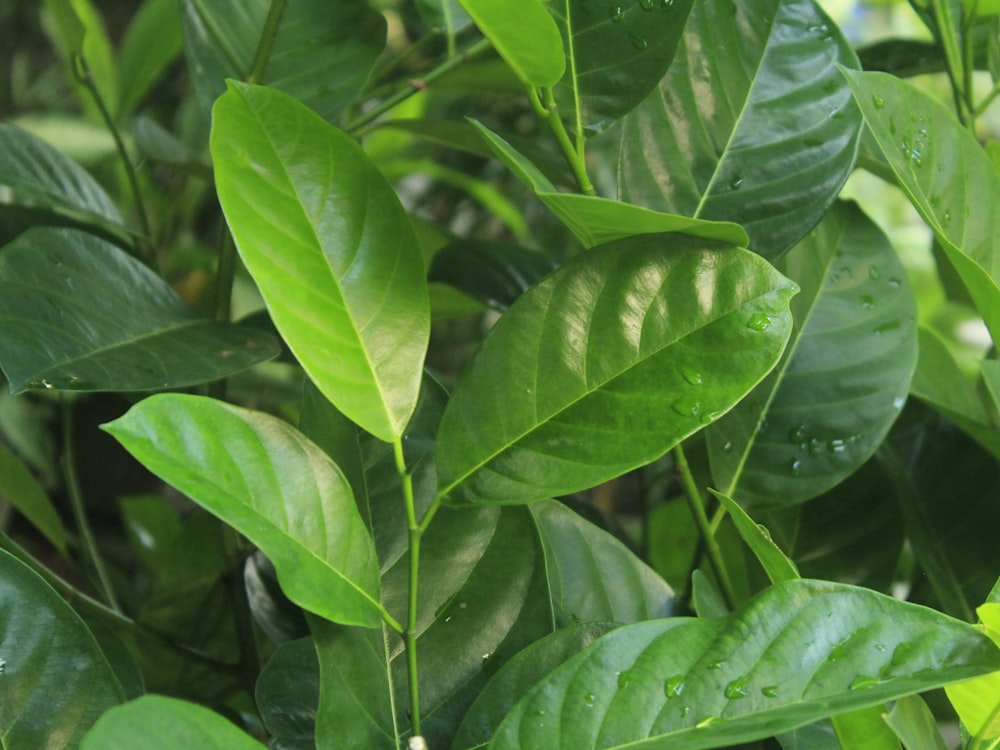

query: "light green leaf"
(211, 81), (429, 442)
(831, 705), (901, 750)
(710, 490), (799, 585)
(884, 695), (949, 750)
(844, 68), (1000, 341)
(81, 695), (266, 749)
(438, 234), (796, 505)
(707, 202), (917, 509)
(103, 393), (385, 628)
(0, 442), (67, 556)
(945, 603), (1000, 743)
(471, 119), (749, 247)
(0, 227), (279, 393)
(0, 548), (125, 748)
(117, 0), (183, 115)
(548, 0), (695, 135)
(620, 0), (862, 260)
(457, 0), (564, 87)
(488, 580), (1000, 749)
(45, 0), (85, 53)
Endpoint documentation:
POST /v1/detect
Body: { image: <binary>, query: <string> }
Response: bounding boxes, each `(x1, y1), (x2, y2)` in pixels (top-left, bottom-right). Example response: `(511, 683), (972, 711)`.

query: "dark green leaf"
(548, 0), (695, 135)
(707, 202), (917, 509)
(437, 234), (797, 505)
(256, 638), (319, 750)
(710, 490), (799, 585)
(245, 551), (309, 645)
(117, 0), (183, 115)
(0, 548), (124, 748)
(620, 0), (862, 260)
(211, 81), (429, 442)
(81, 695), (266, 749)
(416, 0), (470, 32)
(844, 68), (1000, 339)
(0, 441), (68, 555)
(103, 394), (385, 628)
(0, 227), (279, 393)
(489, 580), (1000, 749)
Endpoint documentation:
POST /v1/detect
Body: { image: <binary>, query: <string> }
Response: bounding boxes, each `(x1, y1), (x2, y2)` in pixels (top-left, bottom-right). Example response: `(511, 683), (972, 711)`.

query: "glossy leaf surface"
(707, 202), (916, 509)
(81, 695), (266, 749)
(489, 580), (1000, 749)
(457, 0), (564, 86)
(548, 0), (694, 135)
(711, 490), (799, 585)
(844, 68), (1000, 339)
(437, 234), (797, 505)
(619, 0), (862, 260)
(0, 228), (278, 393)
(212, 81), (429, 442)
(0, 548), (124, 748)
(104, 394), (384, 628)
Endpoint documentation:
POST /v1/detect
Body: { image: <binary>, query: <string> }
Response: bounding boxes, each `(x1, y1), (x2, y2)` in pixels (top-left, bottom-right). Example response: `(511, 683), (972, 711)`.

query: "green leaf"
(707, 202), (917, 509)
(0, 123), (127, 246)
(103, 393), (385, 628)
(831, 705), (901, 750)
(471, 120), (749, 247)
(256, 638), (319, 750)
(0, 442), (68, 556)
(81, 695), (266, 749)
(844, 68), (1000, 340)
(0, 227), (279, 393)
(0, 548), (124, 747)
(457, 0), (565, 87)
(619, 0), (862, 260)
(945, 603), (1000, 743)
(529, 499), (676, 626)
(45, 0), (85, 53)
(884, 695), (949, 750)
(244, 551), (309, 645)
(488, 580), (1000, 749)
(181, 0), (385, 121)
(437, 233), (797, 506)
(211, 81), (429, 442)
(710, 490), (799, 585)
(416, 0), (470, 32)
(451, 622), (620, 749)
(117, 0), (183, 115)
(548, 0), (695, 135)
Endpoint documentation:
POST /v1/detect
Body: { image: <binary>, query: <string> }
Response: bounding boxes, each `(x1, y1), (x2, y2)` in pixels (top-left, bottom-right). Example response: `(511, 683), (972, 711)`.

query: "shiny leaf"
(0, 227), (278, 393)
(711, 490), (799, 585)
(0, 548), (124, 748)
(81, 695), (266, 749)
(103, 394), (385, 628)
(619, 0), (862, 260)
(707, 202), (917, 509)
(437, 234), (797, 505)
(945, 603), (1000, 742)
(489, 580), (1000, 749)
(884, 695), (949, 750)
(844, 68), (1000, 340)
(457, 0), (564, 86)
(211, 81), (429, 442)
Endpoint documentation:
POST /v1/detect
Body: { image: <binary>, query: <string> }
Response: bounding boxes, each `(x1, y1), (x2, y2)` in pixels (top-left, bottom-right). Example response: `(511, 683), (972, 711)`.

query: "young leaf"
(211, 81), (429, 442)
(620, 0), (862, 260)
(0, 548), (125, 748)
(116, 0), (183, 115)
(843, 68), (1000, 340)
(437, 234), (797, 505)
(489, 580), (1000, 749)
(710, 490), (799, 585)
(831, 704), (901, 750)
(707, 202), (917, 509)
(945, 603), (1000, 744)
(81, 695), (266, 749)
(884, 695), (949, 750)
(0, 441), (68, 556)
(457, 0), (565, 87)
(103, 393), (385, 628)
(0, 227), (279, 393)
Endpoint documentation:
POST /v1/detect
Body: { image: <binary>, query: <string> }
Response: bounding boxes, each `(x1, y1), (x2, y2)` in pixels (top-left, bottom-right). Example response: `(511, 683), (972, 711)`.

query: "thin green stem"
(974, 80), (1000, 117)
(673, 444), (735, 610)
(346, 38), (493, 133)
(72, 54), (155, 267)
(247, 0), (288, 84)
(929, 0), (971, 126)
(367, 28), (445, 90)
(539, 87), (595, 196)
(61, 396), (122, 613)
(394, 438), (423, 740)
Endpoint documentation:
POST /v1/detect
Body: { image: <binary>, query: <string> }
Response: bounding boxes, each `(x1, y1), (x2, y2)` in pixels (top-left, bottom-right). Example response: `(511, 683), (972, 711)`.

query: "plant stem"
(367, 28), (444, 90)
(61, 396), (122, 613)
(538, 87), (595, 196)
(394, 438), (424, 740)
(71, 54), (155, 268)
(346, 38), (493, 133)
(929, 0), (971, 126)
(247, 0), (288, 84)
(673, 443), (735, 610)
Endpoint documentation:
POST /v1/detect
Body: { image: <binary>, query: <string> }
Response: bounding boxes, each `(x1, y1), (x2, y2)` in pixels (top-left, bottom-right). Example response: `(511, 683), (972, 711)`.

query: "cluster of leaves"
(1, 0), (999, 748)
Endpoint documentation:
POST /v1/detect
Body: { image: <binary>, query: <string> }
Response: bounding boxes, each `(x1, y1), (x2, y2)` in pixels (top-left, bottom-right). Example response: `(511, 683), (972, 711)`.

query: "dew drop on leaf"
(722, 441), (733, 453)
(584, 691), (596, 707)
(533, 708), (546, 717)
(788, 424), (807, 443)
(761, 685), (779, 698)
(872, 95), (885, 109)
(664, 675), (685, 698)
(630, 32), (648, 49)
(671, 398), (703, 418)
(874, 320), (902, 335)
(860, 294), (875, 310)
(609, 4), (625, 21)
(681, 367), (703, 385)
(868, 265), (880, 280)
(729, 176), (744, 191)
(725, 677), (749, 699)
(746, 314), (771, 332)
(618, 669), (633, 689)
(849, 675), (882, 690)
(707, 660), (725, 670)
(638, 0), (655, 10)
(789, 458), (802, 476)
(696, 716), (719, 729)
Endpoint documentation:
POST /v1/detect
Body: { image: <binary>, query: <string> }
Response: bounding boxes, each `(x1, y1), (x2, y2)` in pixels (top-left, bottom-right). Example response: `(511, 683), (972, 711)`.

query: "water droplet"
(639, 0), (655, 9)
(618, 670), (633, 689)
(41, 380), (53, 389)
(756, 523), (773, 541)
(828, 438), (847, 454)
(808, 438), (823, 456)
(609, 3), (625, 20)
(630, 32), (648, 49)
(707, 660), (725, 670)
(874, 320), (902, 335)
(680, 706), (691, 718)
(888, 277), (902, 288)
(746, 314), (771, 331)
(681, 367), (703, 385)
(850, 675), (882, 690)
(0, 657), (6, 674)
(722, 441), (733, 453)
(869, 265), (880, 281)
(875, 643), (887, 652)
(860, 294), (875, 310)
(533, 708), (547, 717)
(756, 416), (769, 435)
(444, 616), (452, 623)
(584, 691), (597, 706)
(664, 675), (685, 698)
(788, 424), (807, 443)
(872, 95), (885, 109)
(893, 396), (905, 410)
(941, 210), (952, 227)
(701, 411), (722, 425)
(696, 716), (719, 729)
(730, 176), (744, 191)
(761, 685), (779, 698)
(725, 677), (749, 699)
(789, 458), (802, 476)
(672, 397), (703, 419)
(889, 117), (897, 135)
